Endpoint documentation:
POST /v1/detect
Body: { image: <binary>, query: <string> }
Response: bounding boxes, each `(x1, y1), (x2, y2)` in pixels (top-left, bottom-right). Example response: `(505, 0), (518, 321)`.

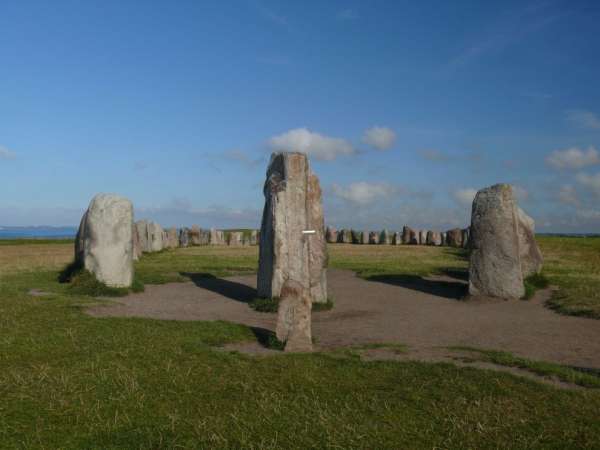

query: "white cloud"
(362, 126), (396, 150)
(566, 109), (600, 130)
(546, 146), (600, 170)
(576, 172), (600, 197)
(453, 188), (477, 207)
(268, 128), (355, 161)
(557, 185), (579, 206)
(331, 182), (396, 204)
(0, 146), (16, 160)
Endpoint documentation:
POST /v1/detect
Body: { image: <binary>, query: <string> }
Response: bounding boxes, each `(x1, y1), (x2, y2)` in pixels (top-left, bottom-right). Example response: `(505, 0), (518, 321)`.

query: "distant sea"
(0, 226), (77, 239)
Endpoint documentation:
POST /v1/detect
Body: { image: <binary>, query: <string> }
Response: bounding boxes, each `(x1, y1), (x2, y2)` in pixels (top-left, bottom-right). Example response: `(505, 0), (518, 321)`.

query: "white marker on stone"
(302, 230), (316, 235)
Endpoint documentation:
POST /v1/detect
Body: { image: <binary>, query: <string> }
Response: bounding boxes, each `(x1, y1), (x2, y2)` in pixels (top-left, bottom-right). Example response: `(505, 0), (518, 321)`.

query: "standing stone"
(75, 194), (134, 287)
(351, 229), (361, 244)
(249, 229), (258, 246)
(132, 223), (142, 260)
(135, 220), (151, 253)
(199, 229), (210, 245)
(518, 208), (543, 277)
(409, 228), (419, 245)
(210, 228), (225, 245)
(228, 231), (244, 246)
(441, 232), (447, 246)
(380, 229), (391, 245)
(402, 226), (413, 244)
(359, 231), (369, 244)
(325, 226), (338, 244)
(257, 152), (328, 304)
(147, 222), (164, 252)
(368, 231), (380, 244)
(426, 231), (442, 246)
(446, 228), (463, 248)
(338, 229), (352, 244)
(276, 280), (313, 352)
(419, 230), (427, 245)
(392, 231), (402, 245)
(179, 227), (190, 247)
(165, 227), (179, 249)
(469, 184), (524, 299)
(189, 225), (201, 246)
(461, 228), (470, 249)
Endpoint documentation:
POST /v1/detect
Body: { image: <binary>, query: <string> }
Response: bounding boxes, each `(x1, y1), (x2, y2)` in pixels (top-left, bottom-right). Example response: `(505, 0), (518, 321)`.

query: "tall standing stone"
(351, 229), (362, 244)
(368, 231), (380, 244)
(75, 194), (134, 287)
(380, 229), (391, 245)
(402, 226), (413, 244)
(446, 228), (463, 248)
(338, 229), (352, 244)
(426, 231), (442, 246)
(179, 227), (190, 247)
(517, 208), (543, 277)
(258, 152), (327, 305)
(210, 228), (225, 245)
(135, 220), (151, 253)
(249, 229), (258, 246)
(325, 226), (338, 244)
(165, 227), (179, 248)
(132, 223), (142, 260)
(227, 231), (244, 246)
(461, 228), (470, 249)
(189, 225), (202, 246)
(419, 230), (427, 245)
(469, 184), (525, 299)
(276, 280), (313, 352)
(148, 222), (164, 252)
(392, 231), (402, 245)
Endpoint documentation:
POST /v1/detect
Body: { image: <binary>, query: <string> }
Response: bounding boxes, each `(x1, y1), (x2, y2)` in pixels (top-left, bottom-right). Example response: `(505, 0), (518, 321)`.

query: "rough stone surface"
(426, 231), (442, 246)
(189, 225), (202, 246)
(210, 228), (225, 245)
(179, 228), (190, 247)
(135, 220), (151, 253)
(257, 152), (328, 304)
(446, 228), (463, 248)
(469, 184), (525, 299)
(401, 226), (412, 244)
(228, 231), (244, 246)
(380, 229), (391, 245)
(132, 224), (142, 260)
(517, 208), (543, 277)
(75, 194), (134, 288)
(368, 231), (380, 244)
(325, 226), (338, 244)
(462, 228), (470, 249)
(275, 279), (313, 352)
(147, 222), (164, 252)
(338, 229), (352, 244)
(165, 227), (179, 249)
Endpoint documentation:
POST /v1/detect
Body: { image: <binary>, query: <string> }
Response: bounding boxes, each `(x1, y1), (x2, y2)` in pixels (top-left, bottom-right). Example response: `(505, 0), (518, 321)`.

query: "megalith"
(135, 220), (151, 253)
(210, 228), (225, 245)
(426, 231), (442, 246)
(227, 231), (244, 246)
(189, 225), (202, 245)
(179, 227), (190, 247)
(338, 229), (352, 244)
(401, 226), (412, 244)
(75, 194), (134, 287)
(446, 228), (463, 248)
(165, 227), (179, 249)
(517, 207), (543, 277)
(380, 229), (391, 245)
(392, 231), (402, 245)
(276, 279), (313, 352)
(132, 223), (143, 260)
(147, 221), (164, 252)
(469, 184), (534, 299)
(419, 230), (427, 245)
(257, 152), (328, 305)
(369, 231), (380, 244)
(325, 226), (338, 244)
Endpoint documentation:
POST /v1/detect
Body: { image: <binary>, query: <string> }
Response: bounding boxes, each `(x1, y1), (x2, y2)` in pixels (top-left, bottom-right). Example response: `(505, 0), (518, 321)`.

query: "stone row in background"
(325, 226), (470, 248)
(133, 220), (259, 259)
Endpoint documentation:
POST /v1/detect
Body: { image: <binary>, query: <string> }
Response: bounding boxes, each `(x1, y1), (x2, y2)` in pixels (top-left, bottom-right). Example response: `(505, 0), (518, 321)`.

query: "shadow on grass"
(250, 326), (284, 350)
(440, 268), (469, 281)
(367, 274), (468, 300)
(180, 272), (257, 303)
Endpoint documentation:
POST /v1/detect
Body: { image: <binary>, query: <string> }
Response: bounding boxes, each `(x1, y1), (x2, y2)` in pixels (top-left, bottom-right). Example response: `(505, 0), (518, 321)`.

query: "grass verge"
(523, 273), (550, 299)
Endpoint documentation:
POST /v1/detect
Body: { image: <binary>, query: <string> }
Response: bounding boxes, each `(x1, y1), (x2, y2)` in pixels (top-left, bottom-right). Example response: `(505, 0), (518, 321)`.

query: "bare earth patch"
(87, 269), (600, 373)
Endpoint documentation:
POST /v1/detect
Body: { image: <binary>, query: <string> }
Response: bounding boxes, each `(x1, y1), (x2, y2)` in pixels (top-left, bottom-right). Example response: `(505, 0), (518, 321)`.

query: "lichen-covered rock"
(469, 184), (525, 299)
(426, 231), (442, 246)
(75, 194), (134, 287)
(517, 208), (543, 277)
(325, 226), (338, 243)
(257, 152), (328, 304)
(446, 228), (463, 248)
(380, 229), (391, 245)
(276, 279), (313, 352)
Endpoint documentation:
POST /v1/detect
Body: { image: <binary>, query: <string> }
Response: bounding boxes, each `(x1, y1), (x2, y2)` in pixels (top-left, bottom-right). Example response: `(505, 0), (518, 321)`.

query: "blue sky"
(1, 0), (599, 232)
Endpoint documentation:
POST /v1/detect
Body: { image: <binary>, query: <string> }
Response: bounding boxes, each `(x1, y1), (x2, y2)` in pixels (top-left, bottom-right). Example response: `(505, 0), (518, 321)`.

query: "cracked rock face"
(75, 194), (134, 288)
(276, 279), (313, 352)
(469, 184), (542, 299)
(257, 152), (328, 306)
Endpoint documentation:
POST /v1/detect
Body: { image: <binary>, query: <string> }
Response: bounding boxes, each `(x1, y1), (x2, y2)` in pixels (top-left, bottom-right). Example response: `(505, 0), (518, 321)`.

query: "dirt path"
(87, 269), (600, 370)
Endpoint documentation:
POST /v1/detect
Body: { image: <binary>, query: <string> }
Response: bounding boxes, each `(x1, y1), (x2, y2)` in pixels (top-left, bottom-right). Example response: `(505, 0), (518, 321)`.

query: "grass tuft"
(249, 297), (334, 313)
(523, 273), (550, 300)
(59, 260), (144, 297)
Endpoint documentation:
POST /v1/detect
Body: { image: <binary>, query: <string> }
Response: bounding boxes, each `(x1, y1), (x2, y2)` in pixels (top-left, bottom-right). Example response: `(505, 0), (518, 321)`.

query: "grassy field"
(0, 238), (599, 448)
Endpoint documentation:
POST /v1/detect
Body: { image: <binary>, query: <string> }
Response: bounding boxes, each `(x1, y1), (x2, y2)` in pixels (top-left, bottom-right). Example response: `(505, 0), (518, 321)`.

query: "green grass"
(536, 236), (600, 318)
(1, 239), (600, 447)
(249, 296), (335, 313)
(59, 260), (145, 297)
(523, 273), (550, 299)
(450, 347), (600, 389)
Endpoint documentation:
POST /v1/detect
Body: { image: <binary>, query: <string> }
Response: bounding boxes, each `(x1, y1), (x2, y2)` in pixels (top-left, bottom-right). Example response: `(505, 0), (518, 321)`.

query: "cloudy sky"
(1, 1), (599, 232)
